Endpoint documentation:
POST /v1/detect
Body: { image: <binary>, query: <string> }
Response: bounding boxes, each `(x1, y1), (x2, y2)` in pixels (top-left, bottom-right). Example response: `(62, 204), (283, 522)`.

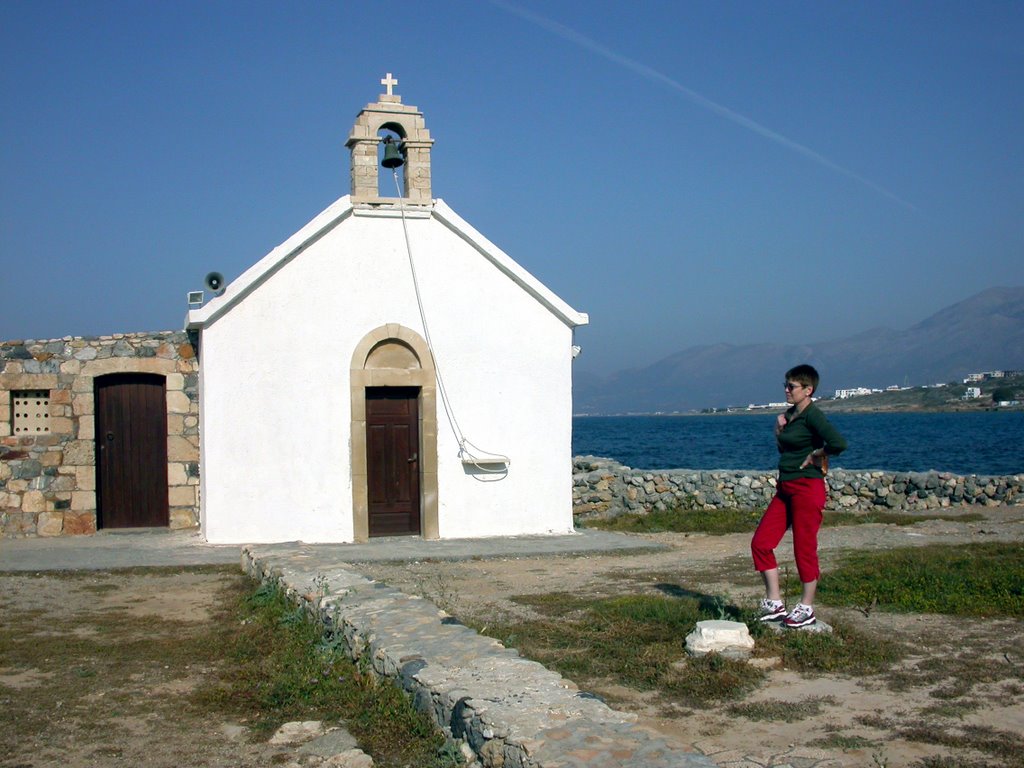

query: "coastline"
(574, 401), (1024, 418)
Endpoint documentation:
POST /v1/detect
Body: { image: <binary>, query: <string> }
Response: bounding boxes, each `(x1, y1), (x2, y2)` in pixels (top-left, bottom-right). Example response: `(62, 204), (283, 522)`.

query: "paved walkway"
(0, 527), (663, 572)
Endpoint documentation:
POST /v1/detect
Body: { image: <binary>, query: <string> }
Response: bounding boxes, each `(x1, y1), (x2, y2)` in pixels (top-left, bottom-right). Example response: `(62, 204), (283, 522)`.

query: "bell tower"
(346, 73), (434, 205)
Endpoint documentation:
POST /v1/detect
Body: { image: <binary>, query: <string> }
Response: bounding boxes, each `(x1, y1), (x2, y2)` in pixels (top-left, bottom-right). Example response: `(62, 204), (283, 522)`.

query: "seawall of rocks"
(572, 456), (1024, 520)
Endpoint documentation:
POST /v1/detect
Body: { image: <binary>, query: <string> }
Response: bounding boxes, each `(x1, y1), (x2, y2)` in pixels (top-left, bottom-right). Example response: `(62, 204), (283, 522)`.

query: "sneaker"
(758, 598), (786, 622)
(783, 603), (816, 628)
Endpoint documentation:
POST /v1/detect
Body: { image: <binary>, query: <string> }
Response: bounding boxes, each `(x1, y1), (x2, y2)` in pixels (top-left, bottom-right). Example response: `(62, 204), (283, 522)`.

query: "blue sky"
(2, 1), (1021, 376)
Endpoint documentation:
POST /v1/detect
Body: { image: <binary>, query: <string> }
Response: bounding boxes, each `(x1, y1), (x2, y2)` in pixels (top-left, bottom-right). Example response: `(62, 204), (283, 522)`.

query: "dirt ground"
(353, 506), (1024, 768)
(1, 508), (1022, 768)
(0, 567), (305, 768)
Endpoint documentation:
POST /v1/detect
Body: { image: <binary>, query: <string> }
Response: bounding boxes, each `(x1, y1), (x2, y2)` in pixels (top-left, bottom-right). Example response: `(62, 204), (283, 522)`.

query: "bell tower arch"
(346, 73), (434, 205)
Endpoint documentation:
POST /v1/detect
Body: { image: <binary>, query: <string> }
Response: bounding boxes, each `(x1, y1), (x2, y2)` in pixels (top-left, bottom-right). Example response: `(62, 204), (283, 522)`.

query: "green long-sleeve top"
(777, 401), (848, 481)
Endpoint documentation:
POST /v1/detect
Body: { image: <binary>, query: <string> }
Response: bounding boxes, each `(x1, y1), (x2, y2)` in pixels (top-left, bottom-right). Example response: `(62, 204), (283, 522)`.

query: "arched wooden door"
(366, 386), (421, 536)
(94, 373), (169, 529)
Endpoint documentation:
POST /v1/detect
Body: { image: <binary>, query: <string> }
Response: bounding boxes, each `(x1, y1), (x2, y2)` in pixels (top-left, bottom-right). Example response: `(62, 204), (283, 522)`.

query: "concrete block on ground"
(685, 620), (755, 659)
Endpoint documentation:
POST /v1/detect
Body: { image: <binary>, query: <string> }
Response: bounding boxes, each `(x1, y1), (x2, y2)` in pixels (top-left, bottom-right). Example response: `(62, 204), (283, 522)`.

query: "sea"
(572, 411), (1024, 477)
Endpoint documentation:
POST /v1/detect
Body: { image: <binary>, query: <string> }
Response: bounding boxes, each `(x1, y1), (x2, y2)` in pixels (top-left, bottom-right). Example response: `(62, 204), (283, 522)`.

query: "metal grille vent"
(13, 390), (50, 434)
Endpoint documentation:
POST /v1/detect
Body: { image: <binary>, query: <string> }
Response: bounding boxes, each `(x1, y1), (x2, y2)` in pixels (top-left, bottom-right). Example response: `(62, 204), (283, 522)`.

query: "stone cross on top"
(380, 72), (398, 97)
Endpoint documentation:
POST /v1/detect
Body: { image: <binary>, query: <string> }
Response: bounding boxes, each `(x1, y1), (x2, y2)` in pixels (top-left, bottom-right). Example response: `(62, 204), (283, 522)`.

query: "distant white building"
(834, 387), (875, 399)
(963, 387), (982, 400)
(964, 370), (1007, 383)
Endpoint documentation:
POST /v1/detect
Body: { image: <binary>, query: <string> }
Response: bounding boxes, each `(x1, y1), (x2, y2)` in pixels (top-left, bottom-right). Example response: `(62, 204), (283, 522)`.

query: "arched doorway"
(350, 325), (438, 541)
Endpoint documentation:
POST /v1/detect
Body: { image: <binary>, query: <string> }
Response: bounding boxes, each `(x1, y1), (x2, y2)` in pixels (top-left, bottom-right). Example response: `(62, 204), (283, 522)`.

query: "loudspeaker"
(204, 272), (225, 295)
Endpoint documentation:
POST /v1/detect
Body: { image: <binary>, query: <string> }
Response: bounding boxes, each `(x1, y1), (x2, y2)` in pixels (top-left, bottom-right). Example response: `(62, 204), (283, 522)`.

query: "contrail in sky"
(490, 0), (916, 211)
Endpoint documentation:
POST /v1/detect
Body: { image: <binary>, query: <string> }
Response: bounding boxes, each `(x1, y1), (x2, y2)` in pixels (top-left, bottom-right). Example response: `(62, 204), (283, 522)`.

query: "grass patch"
(477, 591), (763, 706)
(808, 733), (877, 750)
(883, 652), (1024, 700)
(822, 511), (986, 527)
(581, 506), (986, 535)
(858, 713), (1024, 765)
(901, 721), (1024, 764)
(760, 621), (902, 674)
(195, 579), (457, 767)
(819, 542), (1024, 617)
(916, 758), (1006, 768)
(582, 507), (761, 535)
(727, 695), (836, 722)
(471, 590), (903, 709)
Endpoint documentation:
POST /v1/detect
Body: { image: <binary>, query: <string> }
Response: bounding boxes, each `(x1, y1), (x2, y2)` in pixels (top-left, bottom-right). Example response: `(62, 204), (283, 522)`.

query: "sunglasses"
(784, 382), (804, 391)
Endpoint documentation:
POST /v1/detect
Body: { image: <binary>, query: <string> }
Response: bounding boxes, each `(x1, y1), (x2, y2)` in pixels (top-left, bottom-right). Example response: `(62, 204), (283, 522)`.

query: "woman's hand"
(801, 448), (826, 469)
(775, 414), (787, 437)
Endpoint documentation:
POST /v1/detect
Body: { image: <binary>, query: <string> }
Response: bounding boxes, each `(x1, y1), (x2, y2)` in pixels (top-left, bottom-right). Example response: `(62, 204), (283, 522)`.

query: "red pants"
(751, 477), (827, 583)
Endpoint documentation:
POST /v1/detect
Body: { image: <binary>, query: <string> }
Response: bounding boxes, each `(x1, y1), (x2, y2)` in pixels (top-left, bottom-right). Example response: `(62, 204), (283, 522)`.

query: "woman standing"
(752, 364), (847, 628)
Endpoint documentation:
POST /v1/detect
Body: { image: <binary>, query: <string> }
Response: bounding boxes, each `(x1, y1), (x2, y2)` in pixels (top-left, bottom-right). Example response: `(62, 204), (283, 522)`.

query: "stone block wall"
(1, 332), (199, 537)
(572, 456), (1024, 520)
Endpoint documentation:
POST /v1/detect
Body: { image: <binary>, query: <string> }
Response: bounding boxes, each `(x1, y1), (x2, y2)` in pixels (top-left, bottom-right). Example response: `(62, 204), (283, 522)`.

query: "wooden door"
(366, 387), (420, 536)
(94, 374), (169, 529)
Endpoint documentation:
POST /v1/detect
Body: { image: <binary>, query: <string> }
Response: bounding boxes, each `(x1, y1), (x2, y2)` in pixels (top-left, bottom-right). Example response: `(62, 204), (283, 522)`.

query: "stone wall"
(572, 456), (1024, 520)
(1, 332), (199, 537)
(243, 548), (716, 768)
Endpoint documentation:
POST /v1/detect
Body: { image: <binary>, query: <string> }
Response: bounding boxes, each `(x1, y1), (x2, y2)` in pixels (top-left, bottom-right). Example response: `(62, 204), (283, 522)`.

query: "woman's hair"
(786, 364), (820, 394)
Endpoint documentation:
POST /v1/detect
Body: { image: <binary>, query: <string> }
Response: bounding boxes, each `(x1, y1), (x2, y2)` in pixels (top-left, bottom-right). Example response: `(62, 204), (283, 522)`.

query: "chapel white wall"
(198, 205), (575, 543)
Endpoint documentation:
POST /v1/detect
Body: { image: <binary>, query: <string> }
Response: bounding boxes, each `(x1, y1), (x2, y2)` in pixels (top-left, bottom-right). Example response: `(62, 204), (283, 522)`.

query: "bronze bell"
(381, 137), (405, 169)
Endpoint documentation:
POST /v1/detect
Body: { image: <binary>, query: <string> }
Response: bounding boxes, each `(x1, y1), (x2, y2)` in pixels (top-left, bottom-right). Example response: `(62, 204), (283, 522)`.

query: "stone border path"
(244, 545), (717, 768)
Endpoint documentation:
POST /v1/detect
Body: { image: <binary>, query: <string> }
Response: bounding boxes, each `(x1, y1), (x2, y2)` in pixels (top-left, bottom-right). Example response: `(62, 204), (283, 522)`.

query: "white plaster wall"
(407, 221), (575, 538)
(198, 201), (578, 543)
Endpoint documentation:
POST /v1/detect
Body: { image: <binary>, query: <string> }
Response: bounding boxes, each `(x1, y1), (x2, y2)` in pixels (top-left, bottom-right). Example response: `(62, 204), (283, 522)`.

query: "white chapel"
(187, 75), (589, 544)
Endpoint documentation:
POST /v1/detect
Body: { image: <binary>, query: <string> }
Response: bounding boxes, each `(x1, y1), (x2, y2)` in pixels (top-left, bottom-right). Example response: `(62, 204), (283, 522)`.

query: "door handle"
(408, 453), (418, 463)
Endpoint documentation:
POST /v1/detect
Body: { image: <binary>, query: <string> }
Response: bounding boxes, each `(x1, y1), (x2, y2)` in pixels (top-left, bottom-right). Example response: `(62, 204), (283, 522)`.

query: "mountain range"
(573, 286), (1024, 414)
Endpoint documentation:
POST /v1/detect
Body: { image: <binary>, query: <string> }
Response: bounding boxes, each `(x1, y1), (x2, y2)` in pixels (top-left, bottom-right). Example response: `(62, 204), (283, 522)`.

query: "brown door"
(94, 374), (169, 529)
(366, 387), (421, 536)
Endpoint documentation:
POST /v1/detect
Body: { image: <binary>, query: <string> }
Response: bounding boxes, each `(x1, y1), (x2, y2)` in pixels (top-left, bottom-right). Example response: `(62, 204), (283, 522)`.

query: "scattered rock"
(685, 620), (755, 659)
(270, 720), (330, 745)
(763, 619), (834, 635)
(322, 749), (374, 767)
(298, 728), (360, 756)
(219, 723), (248, 740)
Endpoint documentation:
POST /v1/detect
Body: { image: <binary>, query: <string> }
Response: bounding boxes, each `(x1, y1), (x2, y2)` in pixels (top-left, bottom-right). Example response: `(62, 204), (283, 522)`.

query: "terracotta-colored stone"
(63, 512), (97, 535)
(50, 389), (72, 404)
(178, 343), (196, 359)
